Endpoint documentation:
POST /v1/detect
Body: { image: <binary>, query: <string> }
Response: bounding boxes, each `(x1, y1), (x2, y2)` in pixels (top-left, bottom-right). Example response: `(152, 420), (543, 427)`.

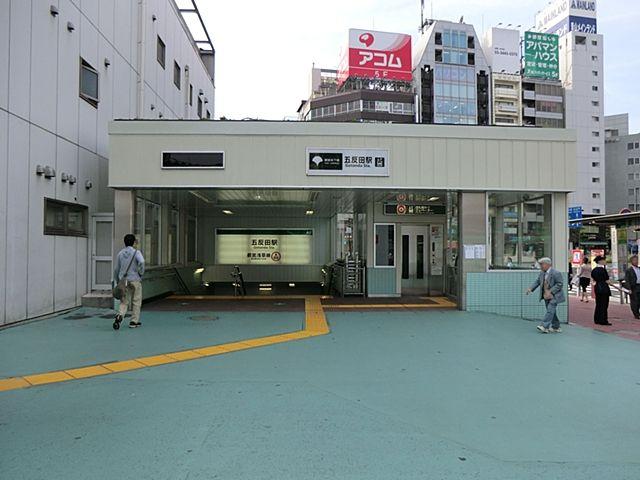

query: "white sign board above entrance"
(215, 229), (313, 265)
(306, 148), (389, 176)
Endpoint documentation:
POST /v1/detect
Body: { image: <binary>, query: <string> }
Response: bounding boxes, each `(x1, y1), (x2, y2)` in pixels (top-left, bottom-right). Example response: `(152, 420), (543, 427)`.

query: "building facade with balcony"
(522, 78), (565, 128)
(491, 73), (522, 126)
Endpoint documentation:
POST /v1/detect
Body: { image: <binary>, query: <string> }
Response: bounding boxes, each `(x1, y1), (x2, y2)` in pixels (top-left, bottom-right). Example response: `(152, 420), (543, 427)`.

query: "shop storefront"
(108, 120), (575, 320)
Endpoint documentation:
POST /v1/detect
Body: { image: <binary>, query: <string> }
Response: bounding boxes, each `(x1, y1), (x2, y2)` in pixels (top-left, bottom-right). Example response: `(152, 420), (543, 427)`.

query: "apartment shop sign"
(524, 32), (559, 80)
(306, 148), (389, 176)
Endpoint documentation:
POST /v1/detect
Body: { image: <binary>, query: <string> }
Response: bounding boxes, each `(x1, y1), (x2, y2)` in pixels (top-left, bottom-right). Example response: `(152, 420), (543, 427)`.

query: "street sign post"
(568, 206), (583, 228)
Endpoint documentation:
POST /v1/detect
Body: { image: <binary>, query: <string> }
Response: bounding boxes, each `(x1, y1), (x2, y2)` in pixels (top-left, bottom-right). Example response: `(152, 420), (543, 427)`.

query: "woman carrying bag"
(578, 257), (592, 302)
(591, 255), (613, 326)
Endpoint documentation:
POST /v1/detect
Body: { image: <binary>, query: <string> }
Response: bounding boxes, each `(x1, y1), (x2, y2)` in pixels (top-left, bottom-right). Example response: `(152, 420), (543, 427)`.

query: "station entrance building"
(108, 120), (575, 320)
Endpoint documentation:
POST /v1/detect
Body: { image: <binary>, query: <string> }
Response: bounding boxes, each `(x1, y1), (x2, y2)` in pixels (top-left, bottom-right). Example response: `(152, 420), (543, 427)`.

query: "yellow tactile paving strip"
(0, 296), (329, 393)
(323, 296), (457, 309)
(0, 295), (454, 393)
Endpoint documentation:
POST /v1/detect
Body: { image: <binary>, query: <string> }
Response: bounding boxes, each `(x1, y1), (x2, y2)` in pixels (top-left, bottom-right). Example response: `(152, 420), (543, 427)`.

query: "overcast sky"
(195, 0), (640, 132)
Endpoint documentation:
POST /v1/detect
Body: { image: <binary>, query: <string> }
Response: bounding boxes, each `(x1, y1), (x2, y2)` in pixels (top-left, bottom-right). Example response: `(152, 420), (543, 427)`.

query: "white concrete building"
(535, 0), (604, 215)
(0, 0), (215, 325)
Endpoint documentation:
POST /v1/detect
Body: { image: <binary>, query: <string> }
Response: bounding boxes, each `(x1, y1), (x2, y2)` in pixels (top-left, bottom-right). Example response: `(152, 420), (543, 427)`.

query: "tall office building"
(604, 114), (640, 214)
(534, 0), (603, 214)
(0, 0), (215, 325)
(413, 20), (491, 125)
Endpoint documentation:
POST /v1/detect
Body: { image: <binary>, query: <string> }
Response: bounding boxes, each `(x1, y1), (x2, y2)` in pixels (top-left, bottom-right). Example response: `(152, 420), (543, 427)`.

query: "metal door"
(400, 225), (429, 295)
(91, 214), (113, 290)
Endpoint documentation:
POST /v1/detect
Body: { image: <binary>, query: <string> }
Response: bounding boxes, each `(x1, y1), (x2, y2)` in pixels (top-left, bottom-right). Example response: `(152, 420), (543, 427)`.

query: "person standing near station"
(113, 234), (145, 329)
(526, 257), (565, 333)
(624, 255), (640, 319)
(578, 257), (592, 303)
(591, 255), (613, 326)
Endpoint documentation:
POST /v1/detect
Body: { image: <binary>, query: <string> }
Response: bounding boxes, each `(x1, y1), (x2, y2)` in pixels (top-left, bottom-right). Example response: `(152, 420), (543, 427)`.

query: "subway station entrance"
(108, 119), (574, 319)
(128, 187), (460, 302)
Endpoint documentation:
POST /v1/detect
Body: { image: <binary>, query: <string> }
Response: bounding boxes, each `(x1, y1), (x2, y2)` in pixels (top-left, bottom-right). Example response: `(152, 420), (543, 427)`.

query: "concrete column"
(459, 192), (487, 310)
(113, 190), (135, 259)
(552, 192), (568, 271)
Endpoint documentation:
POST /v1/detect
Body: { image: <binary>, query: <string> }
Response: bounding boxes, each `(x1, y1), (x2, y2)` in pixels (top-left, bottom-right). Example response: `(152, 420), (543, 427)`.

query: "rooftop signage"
(535, 0), (597, 35)
(337, 29), (412, 86)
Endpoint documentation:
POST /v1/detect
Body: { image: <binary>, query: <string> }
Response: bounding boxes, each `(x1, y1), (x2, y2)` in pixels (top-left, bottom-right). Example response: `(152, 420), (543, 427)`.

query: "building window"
(135, 198), (161, 267)
(467, 36), (475, 49)
(592, 40), (597, 46)
(591, 85), (598, 91)
(592, 146), (599, 152)
(628, 158), (634, 166)
(636, 158), (640, 164)
(44, 198), (88, 236)
(374, 224), (395, 267)
(488, 193), (551, 270)
(435, 49), (443, 62)
(592, 131), (599, 137)
(592, 116), (599, 122)
(575, 36), (586, 45)
(189, 84), (193, 106)
(593, 208), (600, 214)
(592, 70), (598, 76)
(173, 61), (181, 89)
(629, 173), (635, 180)
(157, 36), (166, 68)
(435, 32), (442, 45)
(592, 101), (599, 106)
(592, 162), (600, 167)
(206, 110), (211, 119)
(467, 52), (475, 65)
(636, 173), (640, 180)
(629, 142), (635, 150)
(162, 151), (224, 169)
(592, 177), (600, 183)
(79, 58), (99, 108)
(592, 55), (598, 61)
(592, 193), (600, 199)
(636, 142), (640, 148)
(630, 189), (635, 196)
(197, 97), (203, 118)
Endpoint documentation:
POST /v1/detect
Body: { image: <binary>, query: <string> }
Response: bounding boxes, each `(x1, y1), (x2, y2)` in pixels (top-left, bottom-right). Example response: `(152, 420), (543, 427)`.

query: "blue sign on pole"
(568, 206), (583, 228)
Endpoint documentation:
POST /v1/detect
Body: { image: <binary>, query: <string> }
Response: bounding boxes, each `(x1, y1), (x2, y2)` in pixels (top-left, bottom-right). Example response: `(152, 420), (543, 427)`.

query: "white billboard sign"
(306, 147), (389, 176)
(535, 0), (597, 35)
(483, 27), (521, 74)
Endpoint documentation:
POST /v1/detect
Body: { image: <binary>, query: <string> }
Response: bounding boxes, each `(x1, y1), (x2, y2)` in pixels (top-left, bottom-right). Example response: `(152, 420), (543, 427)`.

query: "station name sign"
(306, 148), (389, 176)
(384, 203), (446, 216)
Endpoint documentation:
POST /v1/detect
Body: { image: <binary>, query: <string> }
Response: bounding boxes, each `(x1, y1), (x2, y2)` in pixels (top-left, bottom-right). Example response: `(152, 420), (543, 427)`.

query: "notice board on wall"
(215, 229), (313, 265)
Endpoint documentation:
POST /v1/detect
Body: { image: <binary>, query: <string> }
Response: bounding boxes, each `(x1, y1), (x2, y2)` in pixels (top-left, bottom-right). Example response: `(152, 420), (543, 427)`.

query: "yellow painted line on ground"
(0, 296), (330, 393)
(65, 365), (112, 379)
(323, 303), (454, 309)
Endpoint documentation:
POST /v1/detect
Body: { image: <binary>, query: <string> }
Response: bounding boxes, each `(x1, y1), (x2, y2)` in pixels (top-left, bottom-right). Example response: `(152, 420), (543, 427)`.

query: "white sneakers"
(537, 325), (562, 333)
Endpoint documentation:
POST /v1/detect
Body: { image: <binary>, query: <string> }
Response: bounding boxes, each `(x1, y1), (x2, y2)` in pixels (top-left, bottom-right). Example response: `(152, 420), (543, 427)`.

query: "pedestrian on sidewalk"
(526, 257), (565, 333)
(624, 255), (640, 319)
(113, 234), (145, 329)
(578, 257), (592, 303)
(591, 255), (613, 326)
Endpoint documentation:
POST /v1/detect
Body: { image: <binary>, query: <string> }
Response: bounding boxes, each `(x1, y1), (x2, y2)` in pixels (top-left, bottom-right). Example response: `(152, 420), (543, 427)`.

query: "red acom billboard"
(338, 29), (412, 86)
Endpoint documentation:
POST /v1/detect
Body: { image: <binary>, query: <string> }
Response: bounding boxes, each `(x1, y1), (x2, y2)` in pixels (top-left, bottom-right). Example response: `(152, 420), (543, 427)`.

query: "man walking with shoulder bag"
(113, 234), (145, 330)
(526, 257), (565, 333)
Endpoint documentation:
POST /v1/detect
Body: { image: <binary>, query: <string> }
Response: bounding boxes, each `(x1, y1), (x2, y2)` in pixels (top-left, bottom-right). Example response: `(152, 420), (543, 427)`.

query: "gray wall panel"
(5, 115), (29, 323)
(0, 110), (7, 324)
